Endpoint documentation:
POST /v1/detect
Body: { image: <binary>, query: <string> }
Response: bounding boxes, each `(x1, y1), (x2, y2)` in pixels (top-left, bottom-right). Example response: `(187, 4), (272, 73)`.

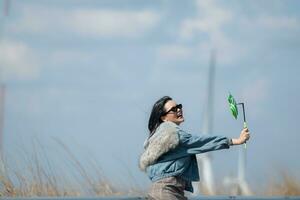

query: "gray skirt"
(147, 176), (188, 200)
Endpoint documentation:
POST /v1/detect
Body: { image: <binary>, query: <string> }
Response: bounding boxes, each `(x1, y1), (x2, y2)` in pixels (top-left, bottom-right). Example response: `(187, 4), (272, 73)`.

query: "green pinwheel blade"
(230, 105), (238, 119)
(228, 93), (238, 119)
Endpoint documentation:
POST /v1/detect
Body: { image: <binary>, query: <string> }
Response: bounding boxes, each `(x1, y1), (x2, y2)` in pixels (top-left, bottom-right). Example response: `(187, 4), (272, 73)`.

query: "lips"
(177, 112), (183, 118)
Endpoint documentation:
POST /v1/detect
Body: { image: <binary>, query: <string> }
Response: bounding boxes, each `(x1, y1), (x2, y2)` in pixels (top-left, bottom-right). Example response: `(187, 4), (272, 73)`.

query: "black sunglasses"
(163, 104), (182, 115)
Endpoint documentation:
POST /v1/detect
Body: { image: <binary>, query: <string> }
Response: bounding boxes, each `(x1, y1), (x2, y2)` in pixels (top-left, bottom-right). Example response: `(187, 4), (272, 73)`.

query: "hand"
(232, 128), (250, 145)
(238, 128), (250, 144)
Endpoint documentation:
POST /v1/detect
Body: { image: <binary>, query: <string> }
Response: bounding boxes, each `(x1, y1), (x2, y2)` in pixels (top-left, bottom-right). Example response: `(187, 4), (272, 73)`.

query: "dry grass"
(215, 171), (300, 196)
(264, 171), (300, 196)
(1, 140), (299, 197)
(0, 139), (143, 197)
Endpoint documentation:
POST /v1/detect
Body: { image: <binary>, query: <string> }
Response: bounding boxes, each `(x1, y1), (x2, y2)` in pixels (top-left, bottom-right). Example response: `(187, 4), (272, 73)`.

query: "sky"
(0, 0), (300, 193)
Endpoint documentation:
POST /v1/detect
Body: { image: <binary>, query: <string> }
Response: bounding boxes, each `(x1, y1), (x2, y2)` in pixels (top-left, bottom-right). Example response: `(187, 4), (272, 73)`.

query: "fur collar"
(139, 121), (180, 171)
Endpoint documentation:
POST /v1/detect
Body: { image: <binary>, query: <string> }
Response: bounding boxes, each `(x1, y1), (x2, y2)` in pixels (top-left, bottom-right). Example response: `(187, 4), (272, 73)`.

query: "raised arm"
(179, 130), (231, 154)
(179, 128), (250, 154)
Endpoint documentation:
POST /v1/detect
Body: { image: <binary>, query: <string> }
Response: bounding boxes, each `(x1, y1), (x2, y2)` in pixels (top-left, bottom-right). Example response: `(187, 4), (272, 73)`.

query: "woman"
(139, 96), (250, 200)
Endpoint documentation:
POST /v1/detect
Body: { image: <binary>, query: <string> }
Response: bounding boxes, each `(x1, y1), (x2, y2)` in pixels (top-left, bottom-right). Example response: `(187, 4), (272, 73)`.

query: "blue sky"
(0, 0), (300, 192)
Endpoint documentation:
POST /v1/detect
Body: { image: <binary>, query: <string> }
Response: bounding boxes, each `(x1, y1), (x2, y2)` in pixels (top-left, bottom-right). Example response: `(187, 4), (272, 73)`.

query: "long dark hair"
(148, 96), (172, 136)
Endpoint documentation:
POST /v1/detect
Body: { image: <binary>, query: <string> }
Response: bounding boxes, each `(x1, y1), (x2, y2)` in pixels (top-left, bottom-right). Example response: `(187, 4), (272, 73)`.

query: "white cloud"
(155, 0), (240, 64)
(157, 44), (192, 60)
(176, 0), (243, 65)
(8, 4), (160, 38)
(180, 0), (232, 41)
(240, 79), (270, 117)
(241, 79), (269, 105)
(69, 10), (160, 38)
(0, 39), (39, 80)
(164, 0), (300, 65)
(252, 15), (299, 30)
(50, 50), (96, 65)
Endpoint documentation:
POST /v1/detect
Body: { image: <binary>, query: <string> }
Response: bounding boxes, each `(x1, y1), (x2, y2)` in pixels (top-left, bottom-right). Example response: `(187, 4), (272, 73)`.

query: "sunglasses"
(164, 104), (182, 115)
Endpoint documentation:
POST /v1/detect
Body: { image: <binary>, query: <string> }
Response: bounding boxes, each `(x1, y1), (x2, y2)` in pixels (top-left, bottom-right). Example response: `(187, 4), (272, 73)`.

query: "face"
(161, 100), (184, 125)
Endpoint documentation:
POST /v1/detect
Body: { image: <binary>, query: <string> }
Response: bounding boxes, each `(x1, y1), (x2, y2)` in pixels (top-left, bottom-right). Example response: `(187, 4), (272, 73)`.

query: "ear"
(160, 115), (166, 122)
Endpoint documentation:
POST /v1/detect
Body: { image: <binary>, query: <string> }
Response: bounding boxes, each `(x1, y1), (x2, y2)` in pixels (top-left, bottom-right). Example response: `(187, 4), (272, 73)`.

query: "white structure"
(223, 146), (252, 195)
(193, 50), (216, 195)
(0, 0), (9, 154)
(0, 85), (5, 154)
(193, 50), (252, 195)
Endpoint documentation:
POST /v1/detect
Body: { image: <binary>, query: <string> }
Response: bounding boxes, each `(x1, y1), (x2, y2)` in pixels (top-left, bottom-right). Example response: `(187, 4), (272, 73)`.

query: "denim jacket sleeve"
(179, 129), (231, 154)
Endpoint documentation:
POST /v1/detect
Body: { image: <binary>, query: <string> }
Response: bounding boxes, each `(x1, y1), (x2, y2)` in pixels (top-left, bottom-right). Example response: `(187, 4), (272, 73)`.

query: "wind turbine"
(193, 49), (252, 195)
(224, 94), (252, 195)
(3, 0), (10, 16)
(223, 140), (252, 195)
(193, 49), (216, 195)
(0, 85), (5, 154)
(0, 0), (10, 155)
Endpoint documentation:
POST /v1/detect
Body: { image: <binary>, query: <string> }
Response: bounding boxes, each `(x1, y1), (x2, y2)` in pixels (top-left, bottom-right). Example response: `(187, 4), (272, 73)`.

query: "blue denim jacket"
(139, 121), (231, 193)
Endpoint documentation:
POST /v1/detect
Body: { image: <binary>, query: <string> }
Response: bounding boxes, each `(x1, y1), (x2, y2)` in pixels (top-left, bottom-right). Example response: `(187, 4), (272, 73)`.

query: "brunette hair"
(148, 96), (172, 136)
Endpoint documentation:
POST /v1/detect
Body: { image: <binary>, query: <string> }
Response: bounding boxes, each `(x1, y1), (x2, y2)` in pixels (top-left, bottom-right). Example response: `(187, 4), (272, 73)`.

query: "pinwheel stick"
(237, 103), (247, 128)
(228, 94), (248, 148)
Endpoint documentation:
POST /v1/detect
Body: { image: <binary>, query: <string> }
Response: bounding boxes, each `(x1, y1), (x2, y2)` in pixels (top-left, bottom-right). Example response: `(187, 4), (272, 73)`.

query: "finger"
(243, 132), (249, 136)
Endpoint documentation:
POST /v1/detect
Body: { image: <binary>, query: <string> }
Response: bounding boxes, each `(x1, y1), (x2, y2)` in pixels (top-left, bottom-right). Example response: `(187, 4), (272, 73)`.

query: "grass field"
(0, 141), (299, 197)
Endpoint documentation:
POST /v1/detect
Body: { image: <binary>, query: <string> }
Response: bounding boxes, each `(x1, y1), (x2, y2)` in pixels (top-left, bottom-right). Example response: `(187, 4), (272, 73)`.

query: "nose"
(177, 109), (182, 114)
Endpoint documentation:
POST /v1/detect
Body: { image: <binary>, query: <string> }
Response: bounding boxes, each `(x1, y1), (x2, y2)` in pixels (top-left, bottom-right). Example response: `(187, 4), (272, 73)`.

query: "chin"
(177, 118), (184, 125)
